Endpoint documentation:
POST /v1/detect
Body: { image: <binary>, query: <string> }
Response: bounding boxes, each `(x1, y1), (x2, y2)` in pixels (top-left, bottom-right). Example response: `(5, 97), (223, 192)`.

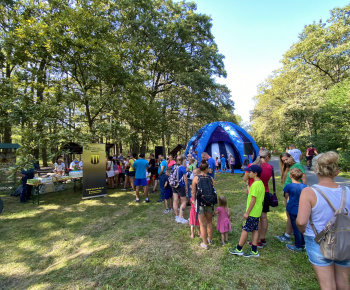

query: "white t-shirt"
(70, 161), (76, 169)
(289, 149), (302, 163)
(55, 163), (63, 171)
(79, 161), (83, 169)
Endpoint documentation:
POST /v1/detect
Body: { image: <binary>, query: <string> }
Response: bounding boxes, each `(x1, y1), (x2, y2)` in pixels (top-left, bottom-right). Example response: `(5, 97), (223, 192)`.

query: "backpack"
(169, 165), (183, 188)
(310, 186), (350, 261)
(196, 175), (217, 207)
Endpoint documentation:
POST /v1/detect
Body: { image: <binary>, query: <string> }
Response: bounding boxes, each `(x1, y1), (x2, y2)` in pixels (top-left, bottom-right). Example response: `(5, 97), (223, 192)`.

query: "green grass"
(0, 175), (319, 289)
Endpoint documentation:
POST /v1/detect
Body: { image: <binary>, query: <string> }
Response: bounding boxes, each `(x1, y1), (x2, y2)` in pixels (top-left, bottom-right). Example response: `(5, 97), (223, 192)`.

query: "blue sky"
(192, 0), (350, 123)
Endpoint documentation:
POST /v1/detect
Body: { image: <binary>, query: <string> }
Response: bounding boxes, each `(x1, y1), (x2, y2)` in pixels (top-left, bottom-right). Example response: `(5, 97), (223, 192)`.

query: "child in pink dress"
(215, 196), (232, 245)
(189, 197), (200, 238)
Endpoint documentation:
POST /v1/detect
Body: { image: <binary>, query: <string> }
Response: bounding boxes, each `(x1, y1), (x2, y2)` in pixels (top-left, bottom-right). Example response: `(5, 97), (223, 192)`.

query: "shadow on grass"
(0, 174), (320, 289)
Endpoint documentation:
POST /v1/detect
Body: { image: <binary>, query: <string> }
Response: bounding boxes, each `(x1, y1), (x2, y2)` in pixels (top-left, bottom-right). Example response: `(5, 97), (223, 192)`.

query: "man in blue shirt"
(202, 152), (216, 179)
(133, 153), (150, 203)
(157, 154), (167, 203)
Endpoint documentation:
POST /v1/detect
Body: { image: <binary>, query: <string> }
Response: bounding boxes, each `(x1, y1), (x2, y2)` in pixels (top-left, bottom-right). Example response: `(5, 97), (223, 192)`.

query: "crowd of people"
(108, 145), (349, 289)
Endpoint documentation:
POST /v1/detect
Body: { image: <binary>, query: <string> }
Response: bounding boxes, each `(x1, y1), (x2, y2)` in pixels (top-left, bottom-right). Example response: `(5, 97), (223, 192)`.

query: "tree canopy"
(251, 4), (350, 168)
(0, 0), (236, 165)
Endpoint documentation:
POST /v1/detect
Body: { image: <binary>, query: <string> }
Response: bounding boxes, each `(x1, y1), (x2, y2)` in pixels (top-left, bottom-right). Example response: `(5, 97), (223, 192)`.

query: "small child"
(229, 165), (265, 257)
(189, 197), (200, 238)
(215, 196), (232, 245)
(283, 168), (307, 252)
(189, 168), (201, 238)
(215, 157), (219, 173)
(146, 169), (151, 186)
(163, 168), (173, 213)
(220, 155), (226, 173)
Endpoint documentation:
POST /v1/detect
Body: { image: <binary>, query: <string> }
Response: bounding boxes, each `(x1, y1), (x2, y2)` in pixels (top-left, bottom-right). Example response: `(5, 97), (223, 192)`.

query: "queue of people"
(110, 148), (349, 289)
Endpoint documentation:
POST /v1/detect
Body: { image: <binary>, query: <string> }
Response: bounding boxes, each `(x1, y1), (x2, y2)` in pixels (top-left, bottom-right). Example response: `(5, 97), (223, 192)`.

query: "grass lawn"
(0, 174), (319, 289)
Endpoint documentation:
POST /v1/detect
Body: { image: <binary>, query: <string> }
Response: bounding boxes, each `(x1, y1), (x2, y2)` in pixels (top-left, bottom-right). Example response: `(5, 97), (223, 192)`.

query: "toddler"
(146, 169), (151, 186)
(214, 196), (232, 245)
(189, 197), (200, 238)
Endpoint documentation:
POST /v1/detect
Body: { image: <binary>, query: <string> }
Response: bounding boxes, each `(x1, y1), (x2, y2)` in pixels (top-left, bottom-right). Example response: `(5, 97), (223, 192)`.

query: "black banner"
(82, 144), (107, 199)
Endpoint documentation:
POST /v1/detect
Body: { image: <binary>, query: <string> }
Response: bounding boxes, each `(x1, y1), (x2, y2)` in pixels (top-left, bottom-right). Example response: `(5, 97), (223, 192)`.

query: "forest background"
(1, 0), (350, 170)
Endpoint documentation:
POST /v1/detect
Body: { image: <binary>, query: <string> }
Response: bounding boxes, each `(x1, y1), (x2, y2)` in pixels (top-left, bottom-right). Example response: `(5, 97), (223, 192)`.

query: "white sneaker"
(177, 217), (188, 224)
(163, 209), (170, 213)
(181, 218), (189, 224)
(175, 216), (179, 222)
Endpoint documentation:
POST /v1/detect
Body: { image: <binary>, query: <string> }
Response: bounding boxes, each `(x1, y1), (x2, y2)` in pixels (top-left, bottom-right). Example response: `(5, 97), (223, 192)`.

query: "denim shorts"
(304, 235), (350, 267)
(197, 205), (214, 214)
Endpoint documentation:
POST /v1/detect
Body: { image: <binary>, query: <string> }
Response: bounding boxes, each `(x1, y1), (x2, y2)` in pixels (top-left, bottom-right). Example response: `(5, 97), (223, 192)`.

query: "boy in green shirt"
(229, 165), (265, 257)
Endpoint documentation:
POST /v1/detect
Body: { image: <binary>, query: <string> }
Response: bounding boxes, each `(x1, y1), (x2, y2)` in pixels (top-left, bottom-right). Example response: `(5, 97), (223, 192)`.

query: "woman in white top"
(106, 156), (115, 189)
(54, 160), (65, 176)
(297, 151), (350, 290)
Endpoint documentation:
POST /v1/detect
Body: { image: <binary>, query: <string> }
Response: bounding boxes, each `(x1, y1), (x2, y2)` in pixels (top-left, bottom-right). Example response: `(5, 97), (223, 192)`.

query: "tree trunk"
(305, 119), (312, 137)
(3, 63), (13, 152)
(42, 146), (48, 167)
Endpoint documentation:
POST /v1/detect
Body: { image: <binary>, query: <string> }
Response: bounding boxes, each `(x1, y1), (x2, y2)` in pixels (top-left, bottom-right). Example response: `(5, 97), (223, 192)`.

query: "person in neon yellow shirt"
(229, 165), (265, 257)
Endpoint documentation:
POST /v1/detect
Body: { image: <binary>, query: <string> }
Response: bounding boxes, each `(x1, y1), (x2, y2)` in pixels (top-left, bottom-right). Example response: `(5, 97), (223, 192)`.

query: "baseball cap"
(244, 164), (262, 175)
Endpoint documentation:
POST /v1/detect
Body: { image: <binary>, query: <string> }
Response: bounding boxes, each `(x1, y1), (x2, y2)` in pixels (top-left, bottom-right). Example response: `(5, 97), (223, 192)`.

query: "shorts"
(134, 178), (147, 187)
(129, 171), (135, 177)
(164, 187), (173, 200)
(125, 169), (129, 176)
(262, 192), (270, 213)
(172, 186), (186, 197)
(304, 235), (350, 267)
(306, 156), (314, 161)
(242, 216), (259, 232)
(149, 167), (157, 177)
(197, 204), (214, 214)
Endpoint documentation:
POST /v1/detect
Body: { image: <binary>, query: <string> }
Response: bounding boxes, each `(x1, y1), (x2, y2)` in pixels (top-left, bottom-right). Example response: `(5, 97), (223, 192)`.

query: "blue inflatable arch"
(185, 121), (259, 168)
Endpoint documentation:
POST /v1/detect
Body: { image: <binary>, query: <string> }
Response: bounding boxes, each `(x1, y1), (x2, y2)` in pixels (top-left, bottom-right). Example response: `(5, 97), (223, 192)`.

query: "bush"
(338, 150), (350, 172)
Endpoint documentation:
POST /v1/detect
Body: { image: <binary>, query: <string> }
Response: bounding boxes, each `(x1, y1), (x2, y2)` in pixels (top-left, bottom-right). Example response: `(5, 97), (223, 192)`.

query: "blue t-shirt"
(220, 157), (226, 166)
(158, 160), (167, 175)
(133, 159), (149, 179)
(283, 183), (307, 215)
(178, 165), (187, 187)
(207, 157), (216, 179)
(164, 176), (171, 189)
